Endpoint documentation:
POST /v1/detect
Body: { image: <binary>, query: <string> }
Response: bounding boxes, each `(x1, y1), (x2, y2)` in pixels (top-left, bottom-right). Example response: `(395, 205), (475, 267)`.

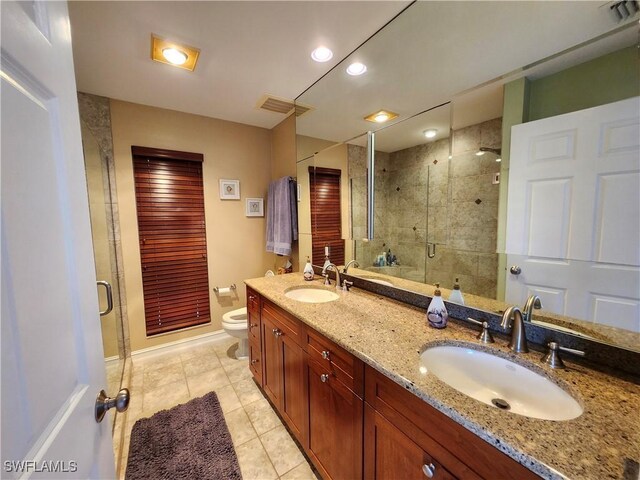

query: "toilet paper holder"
(214, 284), (237, 294)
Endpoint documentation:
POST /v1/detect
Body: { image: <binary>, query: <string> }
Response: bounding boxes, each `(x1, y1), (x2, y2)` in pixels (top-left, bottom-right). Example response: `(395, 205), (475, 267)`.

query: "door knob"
(95, 388), (129, 423)
(509, 265), (522, 275)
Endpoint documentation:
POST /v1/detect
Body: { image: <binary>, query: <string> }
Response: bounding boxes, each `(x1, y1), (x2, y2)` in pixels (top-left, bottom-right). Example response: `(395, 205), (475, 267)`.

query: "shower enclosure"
(79, 93), (130, 476)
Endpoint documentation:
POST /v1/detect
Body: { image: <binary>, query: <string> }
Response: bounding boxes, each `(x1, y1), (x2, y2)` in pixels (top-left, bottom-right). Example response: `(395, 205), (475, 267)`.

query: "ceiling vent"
(256, 95), (313, 117)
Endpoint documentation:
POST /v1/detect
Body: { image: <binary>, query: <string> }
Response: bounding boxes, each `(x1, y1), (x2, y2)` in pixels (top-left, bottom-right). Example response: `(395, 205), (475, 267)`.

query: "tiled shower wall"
(350, 118), (502, 297)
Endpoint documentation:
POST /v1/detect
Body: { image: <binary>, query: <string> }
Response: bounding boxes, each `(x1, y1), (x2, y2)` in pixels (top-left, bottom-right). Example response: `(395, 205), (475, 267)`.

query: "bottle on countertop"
(427, 283), (448, 329)
(449, 277), (465, 305)
(303, 256), (314, 281)
(386, 249), (392, 265)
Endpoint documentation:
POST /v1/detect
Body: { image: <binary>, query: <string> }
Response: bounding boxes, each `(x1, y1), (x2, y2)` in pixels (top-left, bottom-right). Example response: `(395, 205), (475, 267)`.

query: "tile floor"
(117, 335), (318, 480)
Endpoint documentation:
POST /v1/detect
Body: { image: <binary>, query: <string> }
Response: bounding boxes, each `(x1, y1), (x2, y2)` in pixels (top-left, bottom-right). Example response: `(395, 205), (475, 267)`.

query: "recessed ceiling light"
(162, 48), (188, 65)
(364, 110), (399, 123)
(151, 34), (200, 71)
(346, 62), (367, 76)
(496, 157), (502, 162)
(311, 46), (333, 63)
(476, 151), (486, 156)
(423, 129), (438, 138)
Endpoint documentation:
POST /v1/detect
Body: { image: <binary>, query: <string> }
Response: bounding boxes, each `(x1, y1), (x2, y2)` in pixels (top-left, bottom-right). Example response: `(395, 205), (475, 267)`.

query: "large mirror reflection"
(295, 2), (639, 352)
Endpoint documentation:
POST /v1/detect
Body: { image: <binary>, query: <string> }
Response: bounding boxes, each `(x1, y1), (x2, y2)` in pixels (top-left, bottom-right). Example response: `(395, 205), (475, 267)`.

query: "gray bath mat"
(125, 391), (241, 480)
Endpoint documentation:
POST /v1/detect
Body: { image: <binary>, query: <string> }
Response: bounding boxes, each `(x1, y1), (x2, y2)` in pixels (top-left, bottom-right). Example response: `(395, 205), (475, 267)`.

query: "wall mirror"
(295, 2), (639, 353)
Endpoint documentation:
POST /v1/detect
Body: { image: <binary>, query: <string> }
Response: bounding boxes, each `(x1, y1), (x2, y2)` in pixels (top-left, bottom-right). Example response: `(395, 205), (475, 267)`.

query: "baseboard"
(131, 329), (230, 359)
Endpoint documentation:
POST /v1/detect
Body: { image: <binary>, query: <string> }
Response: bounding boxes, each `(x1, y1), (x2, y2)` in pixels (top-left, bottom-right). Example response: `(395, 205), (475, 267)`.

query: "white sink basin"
(420, 346), (583, 421)
(284, 287), (339, 303)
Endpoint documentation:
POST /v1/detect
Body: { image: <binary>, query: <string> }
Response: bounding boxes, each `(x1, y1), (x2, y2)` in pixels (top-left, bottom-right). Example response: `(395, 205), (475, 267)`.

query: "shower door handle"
(427, 243), (436, 258)
(97, 280), (113, 316)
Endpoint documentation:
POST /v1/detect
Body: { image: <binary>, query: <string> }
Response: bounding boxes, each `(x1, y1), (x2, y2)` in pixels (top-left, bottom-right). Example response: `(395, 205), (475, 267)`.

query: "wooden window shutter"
(132, 146), (210, 336)
(309, 167), (345, 266)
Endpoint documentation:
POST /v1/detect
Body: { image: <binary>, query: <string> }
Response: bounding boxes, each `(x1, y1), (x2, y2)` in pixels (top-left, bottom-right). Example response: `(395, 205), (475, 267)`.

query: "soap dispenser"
(449, 278), (465, 305)
(303, 256), (314, 281)
(427, 283), (448, 329)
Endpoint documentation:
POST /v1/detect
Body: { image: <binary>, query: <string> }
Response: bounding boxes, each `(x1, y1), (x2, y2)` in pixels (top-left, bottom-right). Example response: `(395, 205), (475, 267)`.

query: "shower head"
(478, 147), (501, 156)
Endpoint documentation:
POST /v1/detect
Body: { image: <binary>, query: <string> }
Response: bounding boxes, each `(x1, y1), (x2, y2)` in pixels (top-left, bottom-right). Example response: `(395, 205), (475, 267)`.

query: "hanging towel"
(266, 176), (298, 255)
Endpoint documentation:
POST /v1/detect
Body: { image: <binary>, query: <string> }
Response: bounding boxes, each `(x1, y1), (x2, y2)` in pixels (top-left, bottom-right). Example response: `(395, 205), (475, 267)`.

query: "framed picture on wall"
(219, 179), (240, 200)
(246, 198), (264, 217)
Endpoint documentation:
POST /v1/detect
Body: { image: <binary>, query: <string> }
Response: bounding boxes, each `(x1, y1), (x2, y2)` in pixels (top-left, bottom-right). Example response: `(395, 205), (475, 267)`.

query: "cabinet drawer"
(307, 328), (364, 396)
(247, 308), (261, 343)
(262, 300), (304, 347)
(247, 287), (260, 315)
(248, 338), (263, 386)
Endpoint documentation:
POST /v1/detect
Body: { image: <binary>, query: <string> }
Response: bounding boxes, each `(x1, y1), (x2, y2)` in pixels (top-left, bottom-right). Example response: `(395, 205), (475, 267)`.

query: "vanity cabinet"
(246, 288), (539, 480)
(260, 299), (307, 441)
(305, 331), (364, 480)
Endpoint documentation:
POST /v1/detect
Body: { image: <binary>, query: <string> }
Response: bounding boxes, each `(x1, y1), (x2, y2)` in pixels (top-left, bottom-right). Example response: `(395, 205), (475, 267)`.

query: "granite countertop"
(245, 274), (640, 480)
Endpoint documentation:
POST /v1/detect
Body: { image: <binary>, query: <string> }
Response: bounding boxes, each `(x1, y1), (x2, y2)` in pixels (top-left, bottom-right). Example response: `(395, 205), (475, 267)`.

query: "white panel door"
(506, 97), (640, 332)
(1, 2), (115, 478)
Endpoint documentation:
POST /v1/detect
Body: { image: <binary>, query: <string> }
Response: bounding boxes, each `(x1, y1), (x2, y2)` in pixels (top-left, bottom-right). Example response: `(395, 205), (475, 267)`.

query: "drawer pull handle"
(320, 373), (330, 383)
(321, 350), (331, 360)
(422, 463), (436, 478)
(272, 328), (282, 337)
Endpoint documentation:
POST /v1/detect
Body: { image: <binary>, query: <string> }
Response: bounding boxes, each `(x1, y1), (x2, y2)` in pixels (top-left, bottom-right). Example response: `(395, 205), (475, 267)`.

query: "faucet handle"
(322, 273), (331, 286)
(467, 317), (495, 344)
(342, 280), (353, 291)
(542, 341), (585, 369)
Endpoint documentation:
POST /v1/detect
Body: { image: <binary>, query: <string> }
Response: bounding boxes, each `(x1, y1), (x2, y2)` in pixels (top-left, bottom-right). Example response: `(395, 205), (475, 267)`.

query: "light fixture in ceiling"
(476, 151), (486, 156)
(151, 34), (200, 71)
(364, 109), (399, 123)
(162, 48), (188, 65)
(346, 62), (367, 76)
(311, 46), (333, 63)
(423, 129), (438, 138)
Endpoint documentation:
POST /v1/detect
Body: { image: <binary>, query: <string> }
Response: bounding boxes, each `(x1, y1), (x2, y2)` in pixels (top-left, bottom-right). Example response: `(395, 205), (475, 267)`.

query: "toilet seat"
(222, 307), (247, 325)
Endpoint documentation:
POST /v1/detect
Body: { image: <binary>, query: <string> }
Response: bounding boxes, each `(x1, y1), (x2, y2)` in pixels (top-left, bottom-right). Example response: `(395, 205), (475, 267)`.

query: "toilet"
(222, 307), (248, 359)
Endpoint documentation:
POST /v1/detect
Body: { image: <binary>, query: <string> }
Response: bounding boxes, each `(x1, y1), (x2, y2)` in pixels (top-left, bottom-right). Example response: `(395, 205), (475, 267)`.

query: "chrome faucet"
(343, 260), (360, 274)
(322, 263), (340, 288)
(523, 295), (542, 322)
(501, 306), (529, 353)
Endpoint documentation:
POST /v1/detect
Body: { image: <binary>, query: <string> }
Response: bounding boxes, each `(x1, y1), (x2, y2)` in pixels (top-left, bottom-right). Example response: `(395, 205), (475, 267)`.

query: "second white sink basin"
(284, 287), (339, 303)
(420, 346), (583, 421)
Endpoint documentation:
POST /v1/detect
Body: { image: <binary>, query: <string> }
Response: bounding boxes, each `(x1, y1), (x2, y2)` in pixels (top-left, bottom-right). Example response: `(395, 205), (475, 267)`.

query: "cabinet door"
(364, 405), (455, 480)
(281, 334), (307, 442)
(261, 315), (282, 406)
(308, 358), (363, 480)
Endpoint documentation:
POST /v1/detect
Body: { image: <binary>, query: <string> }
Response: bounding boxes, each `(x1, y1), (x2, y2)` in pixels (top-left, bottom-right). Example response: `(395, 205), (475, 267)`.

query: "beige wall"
(110, 100), (273, 352)
(269, 113), (299, 272)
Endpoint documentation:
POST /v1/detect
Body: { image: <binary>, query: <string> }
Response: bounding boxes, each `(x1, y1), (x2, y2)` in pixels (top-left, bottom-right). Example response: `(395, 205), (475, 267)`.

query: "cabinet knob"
(422, 463), (436, 478)
(320, 373), (330, 383)
(272, 328), (282, 337)
(251, 359), (259, 365)
(249, 295), (255, 300)
(321, 350), (331, 360)
(250, 323), (258, 328)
